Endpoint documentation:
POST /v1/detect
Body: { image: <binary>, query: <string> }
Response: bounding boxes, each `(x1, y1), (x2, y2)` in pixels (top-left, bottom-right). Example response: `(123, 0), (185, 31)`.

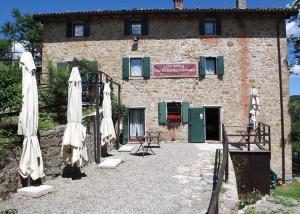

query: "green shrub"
(40, 62), (69, 111)
(239, 189), (262, 209)
(0, 62), (22, 113)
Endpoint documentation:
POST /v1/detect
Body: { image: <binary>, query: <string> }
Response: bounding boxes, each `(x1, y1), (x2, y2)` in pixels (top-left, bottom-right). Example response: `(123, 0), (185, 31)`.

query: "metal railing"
(207, 124), (229, 214)
(225, 122), (271, 151)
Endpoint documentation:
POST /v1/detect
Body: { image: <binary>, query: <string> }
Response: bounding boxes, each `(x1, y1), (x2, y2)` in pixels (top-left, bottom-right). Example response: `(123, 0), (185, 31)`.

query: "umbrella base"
(17, 185), (54, 198)
(98, 159), (122, 169)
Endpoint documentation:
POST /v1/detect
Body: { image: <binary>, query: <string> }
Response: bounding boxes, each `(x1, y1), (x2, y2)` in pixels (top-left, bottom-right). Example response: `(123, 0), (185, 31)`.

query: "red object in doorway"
(167, 114), (181, 122)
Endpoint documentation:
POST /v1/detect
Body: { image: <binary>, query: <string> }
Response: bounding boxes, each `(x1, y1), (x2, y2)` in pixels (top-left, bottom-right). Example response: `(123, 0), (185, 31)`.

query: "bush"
(40, 62), (69, 113)
(0, 62), (22, 113)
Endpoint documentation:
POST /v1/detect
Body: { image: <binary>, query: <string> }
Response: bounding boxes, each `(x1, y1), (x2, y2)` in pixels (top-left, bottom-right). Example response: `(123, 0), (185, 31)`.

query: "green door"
(189, 107), (205, 143)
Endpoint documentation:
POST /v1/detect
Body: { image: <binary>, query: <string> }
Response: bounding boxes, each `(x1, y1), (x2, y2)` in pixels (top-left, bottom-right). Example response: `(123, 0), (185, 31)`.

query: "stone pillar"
(236, 0), (246, 9)
(173, 0), (184, 10)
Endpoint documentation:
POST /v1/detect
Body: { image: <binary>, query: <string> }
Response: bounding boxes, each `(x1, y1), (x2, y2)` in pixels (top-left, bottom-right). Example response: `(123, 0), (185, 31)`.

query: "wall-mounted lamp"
(132, 36), (139, 51)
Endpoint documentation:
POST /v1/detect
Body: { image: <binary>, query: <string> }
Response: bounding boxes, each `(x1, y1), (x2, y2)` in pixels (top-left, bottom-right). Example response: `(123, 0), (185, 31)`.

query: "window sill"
(200, 35), (220, 38)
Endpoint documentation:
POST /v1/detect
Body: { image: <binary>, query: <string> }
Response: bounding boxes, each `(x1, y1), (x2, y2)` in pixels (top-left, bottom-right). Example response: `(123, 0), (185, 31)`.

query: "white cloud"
(286, 18), (300, 38)
(290, 64), (300, 74)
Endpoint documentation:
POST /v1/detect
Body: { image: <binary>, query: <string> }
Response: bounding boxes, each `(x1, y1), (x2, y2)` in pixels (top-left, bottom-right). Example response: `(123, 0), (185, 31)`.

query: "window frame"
(167, 102), (182, 123)
(130, 58), (143, 77)
(130, 21), (142, 36)
(205, 57), (217, 75)
(73, 23), (85, 37)
(204, 19), (217, 36)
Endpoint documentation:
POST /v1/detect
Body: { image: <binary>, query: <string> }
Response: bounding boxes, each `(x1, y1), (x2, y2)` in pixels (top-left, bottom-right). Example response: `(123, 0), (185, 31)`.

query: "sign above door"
(153, 63), (198, 78)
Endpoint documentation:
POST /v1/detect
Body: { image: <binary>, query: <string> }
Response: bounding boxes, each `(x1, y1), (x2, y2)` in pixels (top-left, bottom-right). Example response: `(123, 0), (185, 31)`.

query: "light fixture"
(133, 36), (139, 42)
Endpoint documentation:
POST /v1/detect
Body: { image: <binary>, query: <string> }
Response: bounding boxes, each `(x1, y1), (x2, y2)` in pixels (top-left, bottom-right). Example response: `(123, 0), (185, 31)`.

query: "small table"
(133, 136), (155, 157)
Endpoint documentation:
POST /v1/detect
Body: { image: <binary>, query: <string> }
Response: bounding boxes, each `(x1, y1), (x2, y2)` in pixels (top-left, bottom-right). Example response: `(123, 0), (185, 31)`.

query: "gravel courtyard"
(0, 143), (218, 214)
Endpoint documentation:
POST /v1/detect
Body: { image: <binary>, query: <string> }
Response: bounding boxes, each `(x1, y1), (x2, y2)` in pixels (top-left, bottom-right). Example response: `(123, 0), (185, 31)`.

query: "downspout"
(276, 18), (285, 182)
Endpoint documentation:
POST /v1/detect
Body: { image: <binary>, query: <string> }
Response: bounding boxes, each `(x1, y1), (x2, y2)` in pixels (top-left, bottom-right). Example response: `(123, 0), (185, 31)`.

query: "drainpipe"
(276, 18), (285, 183)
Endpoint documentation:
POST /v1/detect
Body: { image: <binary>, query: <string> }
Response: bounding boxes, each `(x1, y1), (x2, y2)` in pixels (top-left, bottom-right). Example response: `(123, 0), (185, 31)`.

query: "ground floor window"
(129, 108), (145, 138)
(167, 102), (182, 122)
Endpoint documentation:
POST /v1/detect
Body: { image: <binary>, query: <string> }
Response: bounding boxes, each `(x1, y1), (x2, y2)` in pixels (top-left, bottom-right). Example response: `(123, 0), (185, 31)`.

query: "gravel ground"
(0, 143), (216, 214)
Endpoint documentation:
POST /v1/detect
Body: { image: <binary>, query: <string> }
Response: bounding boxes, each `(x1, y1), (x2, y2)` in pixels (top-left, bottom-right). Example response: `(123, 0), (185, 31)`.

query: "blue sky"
(0, 0), (299, 95)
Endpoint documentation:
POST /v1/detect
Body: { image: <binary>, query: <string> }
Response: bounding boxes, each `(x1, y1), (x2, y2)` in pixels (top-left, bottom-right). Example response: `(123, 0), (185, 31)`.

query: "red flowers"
(167, 114), (181, 122)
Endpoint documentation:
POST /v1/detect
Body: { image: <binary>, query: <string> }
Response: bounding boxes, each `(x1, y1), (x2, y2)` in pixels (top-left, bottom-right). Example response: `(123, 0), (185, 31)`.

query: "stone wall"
(41, 13), (292, 176)
(40, 118), (96, 176)
(0, 148), (21, 201)
(0, 116), (97, 200)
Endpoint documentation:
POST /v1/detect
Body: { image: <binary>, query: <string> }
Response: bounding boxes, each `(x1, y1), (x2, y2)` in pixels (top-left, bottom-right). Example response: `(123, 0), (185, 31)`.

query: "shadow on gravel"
(62, 165), (86, 180)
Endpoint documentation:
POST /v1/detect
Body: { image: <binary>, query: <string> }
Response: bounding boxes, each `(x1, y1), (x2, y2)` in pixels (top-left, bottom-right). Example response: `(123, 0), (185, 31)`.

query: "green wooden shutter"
(66, 22), (72, 38)
(124, 19), (131, 36)
(122, 58), (129, 79)
(217, 56), (224, 76)
(84, 22), (90, 37)
(158, 102), (167, 124)
(216, 19), (222, 36)
(199, 19), (205, 35)
(199, 56), (206, 77)
(143, 57), (151, 79)
(142, 19), (149, 35)
(57, 62), (69, 70)
(122, 112), (129, 144)
(182, 102), (190, 124)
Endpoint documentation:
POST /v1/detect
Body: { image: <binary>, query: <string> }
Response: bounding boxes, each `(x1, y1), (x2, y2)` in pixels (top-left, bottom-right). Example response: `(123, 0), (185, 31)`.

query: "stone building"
(34, 0), (297, 177)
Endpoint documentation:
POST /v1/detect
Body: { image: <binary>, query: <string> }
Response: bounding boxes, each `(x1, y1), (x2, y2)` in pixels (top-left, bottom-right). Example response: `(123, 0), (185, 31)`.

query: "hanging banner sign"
(153, 63), (198, 78)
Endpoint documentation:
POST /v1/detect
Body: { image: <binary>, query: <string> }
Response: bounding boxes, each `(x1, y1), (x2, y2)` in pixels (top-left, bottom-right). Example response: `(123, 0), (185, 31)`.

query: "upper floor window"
(200, 18), (221, 36)
(131, 22), (142, 35)
(66, 22), (90, 38)
(74, 24), (84, 37)
(205, 57), (217, 75)
(124, 19), (148, 36)
(130, 58), (143, 77)
(204, 20), (216, 35)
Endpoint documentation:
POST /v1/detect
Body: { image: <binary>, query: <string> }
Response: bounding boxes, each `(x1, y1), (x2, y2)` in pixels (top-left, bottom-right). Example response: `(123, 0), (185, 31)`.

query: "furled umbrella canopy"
(62, 67), (88, 167)
(249, 87), (260, 127)
(100, 83), (116, 146)
(18, 52), (44, 180)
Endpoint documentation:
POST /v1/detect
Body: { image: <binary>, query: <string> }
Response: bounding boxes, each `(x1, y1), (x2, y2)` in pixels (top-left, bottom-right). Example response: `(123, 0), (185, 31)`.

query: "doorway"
(205, 107), (220, 141)
(129, 108), (145, 139)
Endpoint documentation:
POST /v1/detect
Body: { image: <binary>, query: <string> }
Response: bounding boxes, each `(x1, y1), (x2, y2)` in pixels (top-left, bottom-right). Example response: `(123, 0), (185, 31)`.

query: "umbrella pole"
(27, 176), (30, 187)
(96, 74), (101, 164)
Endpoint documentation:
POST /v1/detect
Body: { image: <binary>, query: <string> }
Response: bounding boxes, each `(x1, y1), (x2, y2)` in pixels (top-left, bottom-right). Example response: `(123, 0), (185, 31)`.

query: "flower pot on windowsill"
(167, 115), (181, 123)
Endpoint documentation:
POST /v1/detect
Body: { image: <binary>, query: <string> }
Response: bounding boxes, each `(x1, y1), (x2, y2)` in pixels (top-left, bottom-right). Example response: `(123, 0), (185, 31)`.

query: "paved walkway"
(0, 143), (225, 214)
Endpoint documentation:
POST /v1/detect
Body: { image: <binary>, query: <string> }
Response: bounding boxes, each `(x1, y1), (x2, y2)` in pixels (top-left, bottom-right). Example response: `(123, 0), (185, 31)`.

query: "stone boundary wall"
(0, 116), (97, 201)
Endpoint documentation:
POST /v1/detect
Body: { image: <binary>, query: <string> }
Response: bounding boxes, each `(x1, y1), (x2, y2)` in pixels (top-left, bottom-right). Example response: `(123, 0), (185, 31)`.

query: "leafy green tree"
(0, 9), (42, 61)
(0, 39), (12, 60)
(0, 62), (22, 113)
(290, 96), (300, 152)
(288, 1), (300, 75)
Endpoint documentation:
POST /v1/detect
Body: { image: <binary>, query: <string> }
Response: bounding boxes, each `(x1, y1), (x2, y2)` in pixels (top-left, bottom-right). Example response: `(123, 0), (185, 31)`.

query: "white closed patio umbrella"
(100, 83), (116, 146)
(62, 67), (88, 167)
(249, 87), (261, 127)
(18, 52), (44, 180)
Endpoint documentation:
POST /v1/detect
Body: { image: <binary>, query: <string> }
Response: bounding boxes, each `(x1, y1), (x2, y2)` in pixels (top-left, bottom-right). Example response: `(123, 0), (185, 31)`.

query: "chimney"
(236, 0), (246, 9)
(173, 0), (184, 10)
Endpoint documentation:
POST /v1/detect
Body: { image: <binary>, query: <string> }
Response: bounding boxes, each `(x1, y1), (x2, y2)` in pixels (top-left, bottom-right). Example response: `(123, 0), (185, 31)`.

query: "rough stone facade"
(0, 148), (21, 201)
(40, 13), (292, 176)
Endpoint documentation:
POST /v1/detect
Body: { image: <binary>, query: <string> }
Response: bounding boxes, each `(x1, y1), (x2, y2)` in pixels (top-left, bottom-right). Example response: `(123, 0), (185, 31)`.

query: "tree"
(0, 9), (42, 61)
(0, 39), (12, 60)
(288, 1), (300, 75)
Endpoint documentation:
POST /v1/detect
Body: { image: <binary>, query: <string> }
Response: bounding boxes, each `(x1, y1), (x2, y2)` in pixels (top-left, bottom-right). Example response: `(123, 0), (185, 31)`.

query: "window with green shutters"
(124, 19), (149, 36)
(198, 56), (224, 77)
(57, 62), (69, 70)
(158, 101), (190, 125)
(122, 57), (151, 79)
